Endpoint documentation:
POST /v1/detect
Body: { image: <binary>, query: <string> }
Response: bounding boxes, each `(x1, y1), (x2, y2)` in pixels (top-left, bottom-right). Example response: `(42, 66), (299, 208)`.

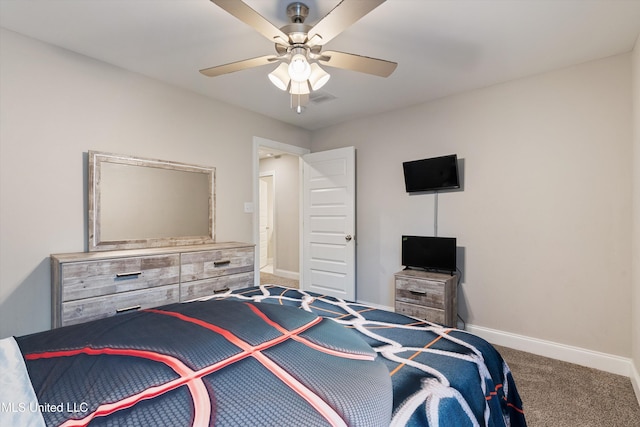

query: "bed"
(2, 285), (526, 426)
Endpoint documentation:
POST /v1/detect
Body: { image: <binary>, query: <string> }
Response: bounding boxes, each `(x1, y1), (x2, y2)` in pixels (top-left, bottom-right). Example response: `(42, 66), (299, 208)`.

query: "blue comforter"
(15, 285), (526, 426)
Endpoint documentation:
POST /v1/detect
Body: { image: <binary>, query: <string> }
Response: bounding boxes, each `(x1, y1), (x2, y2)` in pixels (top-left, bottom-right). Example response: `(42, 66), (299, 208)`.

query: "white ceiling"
(2, 0), (640, 131)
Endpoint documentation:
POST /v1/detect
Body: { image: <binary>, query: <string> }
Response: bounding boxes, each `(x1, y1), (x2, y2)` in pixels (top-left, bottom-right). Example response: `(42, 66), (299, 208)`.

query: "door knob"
(345, 235), (353, 242)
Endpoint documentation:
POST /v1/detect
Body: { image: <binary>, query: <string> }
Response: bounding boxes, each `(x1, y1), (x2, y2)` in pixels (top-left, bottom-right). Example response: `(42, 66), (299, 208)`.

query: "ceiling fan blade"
(319, 51), (397, 77)
(200, 55), (280, 77)
(209, 0), (290, 44)
(306, 0), (386, 47)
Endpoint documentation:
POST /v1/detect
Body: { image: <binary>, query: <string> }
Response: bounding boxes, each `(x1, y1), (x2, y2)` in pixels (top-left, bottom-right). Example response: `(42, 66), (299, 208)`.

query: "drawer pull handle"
(116, 305), (141, 313)
(116, 271), (142, 278)
(213, 260), (231, 267)
(409, 290), (427, 296)
(213, 287), (230, 294)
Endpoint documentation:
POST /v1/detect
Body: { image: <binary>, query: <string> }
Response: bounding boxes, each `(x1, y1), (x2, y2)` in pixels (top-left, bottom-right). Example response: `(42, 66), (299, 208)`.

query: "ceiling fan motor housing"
(280, 2), (312, 48)
(278, 22), (312, 47)
(287, 2), (309, 23)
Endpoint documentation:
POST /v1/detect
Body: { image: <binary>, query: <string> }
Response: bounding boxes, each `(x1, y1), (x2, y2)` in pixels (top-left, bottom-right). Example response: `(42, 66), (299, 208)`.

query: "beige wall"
(259, 154), (300, 275)
(632, 34), (640, 389)
(311, 54), (633, 358)
(1, 26), (637, 381)
(0, 29), (310, 338)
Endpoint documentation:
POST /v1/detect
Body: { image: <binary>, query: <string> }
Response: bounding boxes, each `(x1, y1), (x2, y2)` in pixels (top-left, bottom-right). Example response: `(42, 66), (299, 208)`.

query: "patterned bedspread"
(12, 284), (526, 426)
(17, 297), (391, 427)
(220, 285), (526, 427)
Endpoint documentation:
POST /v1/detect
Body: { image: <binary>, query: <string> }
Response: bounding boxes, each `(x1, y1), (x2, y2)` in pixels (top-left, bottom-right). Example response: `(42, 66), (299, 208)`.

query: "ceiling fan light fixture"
(308, 63), (331, 91)
(288, 49), (311, 82)
(203, 1), (397, 114)
(268, 62), (290, 91)
(289, 80), (310, 95)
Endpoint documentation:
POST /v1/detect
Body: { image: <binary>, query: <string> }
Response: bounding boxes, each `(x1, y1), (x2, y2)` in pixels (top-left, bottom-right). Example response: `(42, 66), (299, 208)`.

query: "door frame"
(252, 136), (310, 287)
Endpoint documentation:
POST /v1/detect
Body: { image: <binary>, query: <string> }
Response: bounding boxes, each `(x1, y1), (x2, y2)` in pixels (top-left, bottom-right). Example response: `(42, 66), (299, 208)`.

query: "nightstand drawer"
(394, 270), (457, 328)
(395, 301), (446, 325)
(395, 277), (445, 309)
(61, 254), (180, 302)
(181, 247), (254, 282)
(61, 283), (179, 326)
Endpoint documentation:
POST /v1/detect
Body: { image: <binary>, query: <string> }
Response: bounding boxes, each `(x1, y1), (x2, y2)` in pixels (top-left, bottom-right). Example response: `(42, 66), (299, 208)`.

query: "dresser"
(51, 242), (254, 328)
(394, 269), (458, 327)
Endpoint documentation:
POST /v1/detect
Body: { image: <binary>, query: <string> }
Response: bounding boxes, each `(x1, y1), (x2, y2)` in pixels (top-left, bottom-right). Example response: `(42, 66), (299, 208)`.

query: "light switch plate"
(244, 202), (254, 213)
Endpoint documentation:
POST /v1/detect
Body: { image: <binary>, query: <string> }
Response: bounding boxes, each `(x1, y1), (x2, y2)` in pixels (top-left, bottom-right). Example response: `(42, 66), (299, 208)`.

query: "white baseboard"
(466, 324), (633, 376)
(357, 299), (395, 312)
(466, 324), (639, 406)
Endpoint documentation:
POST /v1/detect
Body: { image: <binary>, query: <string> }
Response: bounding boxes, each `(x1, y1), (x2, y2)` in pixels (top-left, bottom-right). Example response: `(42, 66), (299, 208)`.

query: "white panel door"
(302, 147), (355, 300)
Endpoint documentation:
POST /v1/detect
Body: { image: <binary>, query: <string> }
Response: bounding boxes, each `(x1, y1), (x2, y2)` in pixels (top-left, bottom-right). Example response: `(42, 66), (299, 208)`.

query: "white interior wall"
(0, 29), (310, 338)
(311, 54), (633, 359)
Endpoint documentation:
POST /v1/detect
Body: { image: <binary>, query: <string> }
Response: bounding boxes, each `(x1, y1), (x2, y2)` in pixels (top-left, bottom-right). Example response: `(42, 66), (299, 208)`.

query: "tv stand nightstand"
(394, 269), (458, 327)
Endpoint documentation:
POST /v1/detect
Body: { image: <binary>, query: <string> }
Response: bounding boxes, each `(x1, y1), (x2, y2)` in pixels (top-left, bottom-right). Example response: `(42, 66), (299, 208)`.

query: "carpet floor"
(495, 345), (640, 426)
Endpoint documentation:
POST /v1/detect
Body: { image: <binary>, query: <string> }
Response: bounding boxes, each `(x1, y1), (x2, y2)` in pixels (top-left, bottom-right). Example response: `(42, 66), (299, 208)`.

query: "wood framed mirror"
(88, 151), (215, 251)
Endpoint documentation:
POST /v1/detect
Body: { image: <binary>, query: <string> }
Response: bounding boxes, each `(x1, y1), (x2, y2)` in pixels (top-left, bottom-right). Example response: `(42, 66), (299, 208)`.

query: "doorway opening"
(252, 138), (356, 300)
(253, 137), (309, 289)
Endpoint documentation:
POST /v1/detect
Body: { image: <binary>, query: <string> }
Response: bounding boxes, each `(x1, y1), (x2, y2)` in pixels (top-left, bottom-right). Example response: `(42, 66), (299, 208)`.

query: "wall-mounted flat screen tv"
(403, 154), (460, 193)
(402, 235), (457, 274)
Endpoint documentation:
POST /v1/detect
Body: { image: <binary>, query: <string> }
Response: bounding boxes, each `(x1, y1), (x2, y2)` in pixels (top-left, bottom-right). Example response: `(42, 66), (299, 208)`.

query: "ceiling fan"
(200, 0), (397, 113)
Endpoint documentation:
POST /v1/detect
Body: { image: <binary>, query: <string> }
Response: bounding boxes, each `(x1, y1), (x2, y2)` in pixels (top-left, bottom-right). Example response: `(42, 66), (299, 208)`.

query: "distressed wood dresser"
(394, 269), (458, 327)
(51, 242), (254, 328)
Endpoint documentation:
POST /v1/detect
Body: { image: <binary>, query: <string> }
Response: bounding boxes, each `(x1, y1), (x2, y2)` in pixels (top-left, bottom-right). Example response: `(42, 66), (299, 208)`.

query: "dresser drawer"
(60, 254), (180, 302)
(395, 277), (445, 309)
(181, 271), (254, 301)
(395, 301), (446, 325)
(181, 247), (254, 282)
(61, 284), (179, 327)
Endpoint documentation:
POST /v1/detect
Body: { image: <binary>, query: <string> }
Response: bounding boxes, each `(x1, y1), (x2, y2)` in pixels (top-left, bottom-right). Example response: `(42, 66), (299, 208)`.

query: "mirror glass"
(89, 151), (215, 251)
